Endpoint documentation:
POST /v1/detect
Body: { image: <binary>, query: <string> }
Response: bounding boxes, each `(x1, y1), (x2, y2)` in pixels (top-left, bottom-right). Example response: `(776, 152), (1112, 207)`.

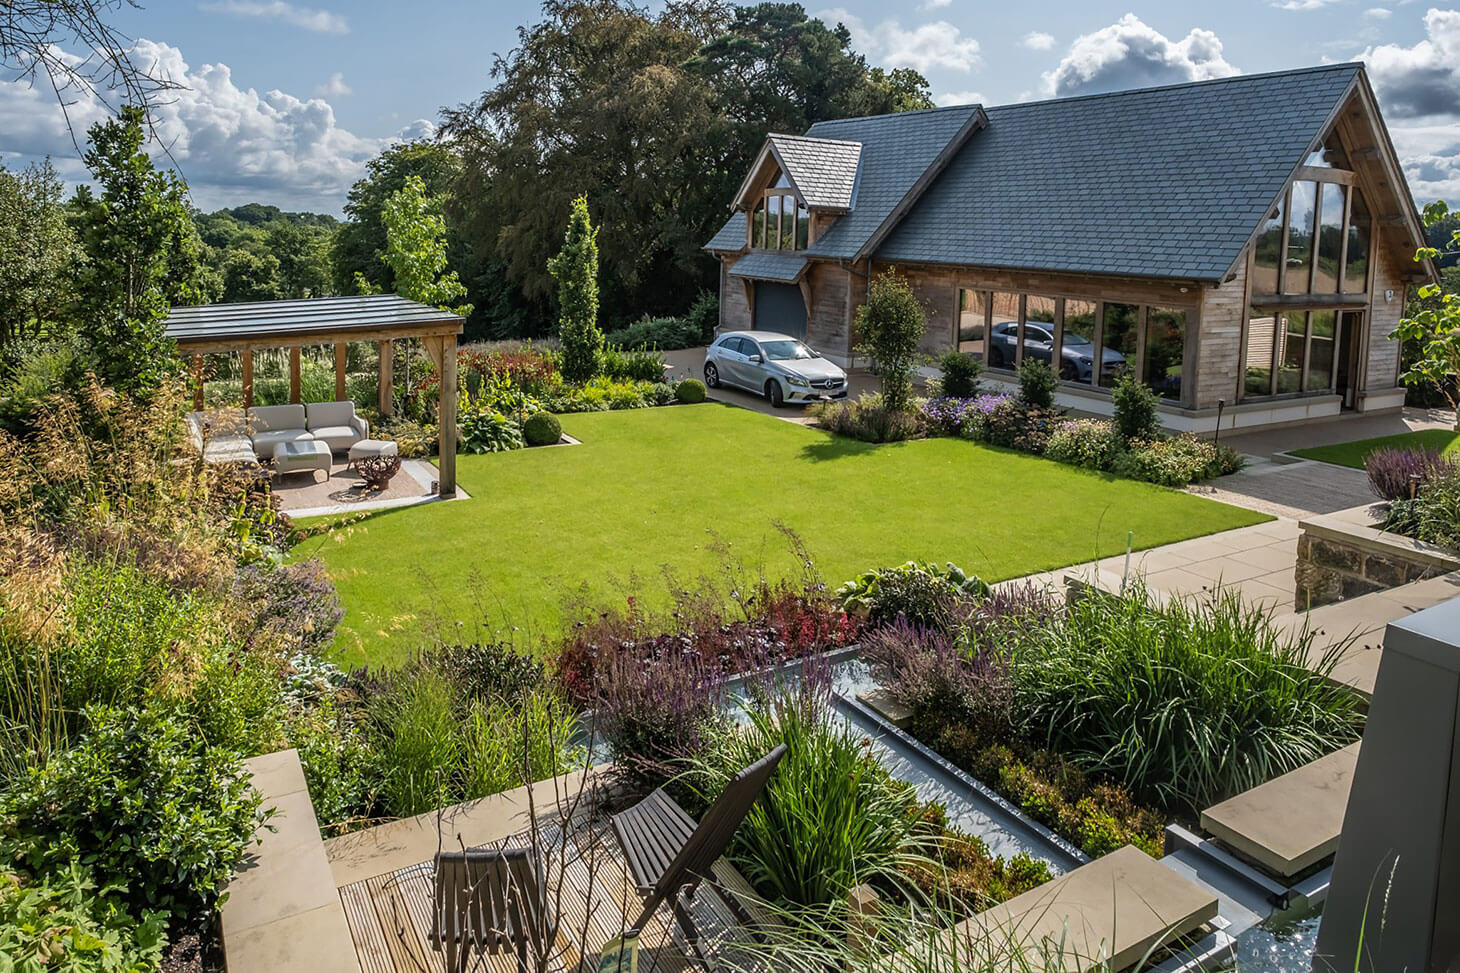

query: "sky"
(3, 0), (1459, 215)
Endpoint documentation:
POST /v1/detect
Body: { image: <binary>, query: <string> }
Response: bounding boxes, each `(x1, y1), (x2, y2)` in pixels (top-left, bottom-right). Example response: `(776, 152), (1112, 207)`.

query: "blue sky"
(3, 0), (1458, 213)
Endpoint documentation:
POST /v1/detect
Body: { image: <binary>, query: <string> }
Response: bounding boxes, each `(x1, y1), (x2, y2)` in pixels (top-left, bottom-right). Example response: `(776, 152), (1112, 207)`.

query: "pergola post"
(425, 334), (458, 497)
(241, 350), (254, 409)
(378, 340), (394, 416)
(334, 342), (348, 401)
(192, 355), (205, 411)
(289, 347), (302, 403)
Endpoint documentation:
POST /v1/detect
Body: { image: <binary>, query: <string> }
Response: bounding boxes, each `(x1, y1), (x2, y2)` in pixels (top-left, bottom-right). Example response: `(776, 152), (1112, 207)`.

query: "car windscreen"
(761, 340), (814, 361)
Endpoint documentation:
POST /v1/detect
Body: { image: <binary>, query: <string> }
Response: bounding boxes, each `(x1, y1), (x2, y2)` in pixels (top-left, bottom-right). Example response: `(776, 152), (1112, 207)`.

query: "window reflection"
(988, 292), (1020, 370)
(1145, 307), (1185, 401)
(1315, 183), (1344, 293)
(1062, 300), (1097, 384)
(1253, 199), (1284, 294)
(1099, 303), (1139, 388)
(1023, 296), (1057, 369)
(1307, 311), (1337, 392)
(1285, 182), (1317, 295)
(1343, 189), (1370, 294)
(1278, 312), (1307, 393)
(958, 289), (987, 359)
(1246, 310), (1276, 397)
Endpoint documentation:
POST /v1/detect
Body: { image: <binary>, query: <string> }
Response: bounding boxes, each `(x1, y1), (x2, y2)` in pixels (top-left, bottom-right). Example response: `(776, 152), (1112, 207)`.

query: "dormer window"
(751, 178), (809, 251)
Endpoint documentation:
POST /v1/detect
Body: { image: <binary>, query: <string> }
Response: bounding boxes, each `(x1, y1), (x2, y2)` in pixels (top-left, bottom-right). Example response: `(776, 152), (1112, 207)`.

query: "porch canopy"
(164, 294), (465, 496)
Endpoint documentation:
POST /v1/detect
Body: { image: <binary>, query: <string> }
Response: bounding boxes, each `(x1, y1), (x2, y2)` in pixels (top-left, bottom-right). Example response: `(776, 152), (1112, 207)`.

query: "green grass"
(1289, 429), (1460, 469)
(298, 404), (1267, 667)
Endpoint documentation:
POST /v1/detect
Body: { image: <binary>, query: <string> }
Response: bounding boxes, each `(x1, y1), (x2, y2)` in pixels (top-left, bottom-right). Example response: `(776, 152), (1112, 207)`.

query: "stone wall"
(1295, 510), (1460, 608)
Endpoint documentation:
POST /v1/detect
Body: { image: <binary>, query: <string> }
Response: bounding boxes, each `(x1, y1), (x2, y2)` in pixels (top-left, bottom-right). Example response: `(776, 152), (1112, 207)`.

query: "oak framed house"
(704, 63), (1437, 431)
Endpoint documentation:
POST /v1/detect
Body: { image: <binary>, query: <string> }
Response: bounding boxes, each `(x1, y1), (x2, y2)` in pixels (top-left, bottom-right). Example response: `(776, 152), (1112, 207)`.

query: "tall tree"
(548, 195), (602, 383)
(855, 268), (926, 413)
(381, 175), (472, 317)
(333, 141), (462, 295)
(72, 106), (204, 393)
(1393, 201), (1460, 429)
(0, 159), (81, 343)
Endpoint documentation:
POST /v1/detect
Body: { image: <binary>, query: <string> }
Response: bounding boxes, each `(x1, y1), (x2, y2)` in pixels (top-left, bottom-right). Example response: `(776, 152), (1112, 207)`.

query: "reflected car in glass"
(703, 331), (848, 407)
(987, 322), (1126, 383)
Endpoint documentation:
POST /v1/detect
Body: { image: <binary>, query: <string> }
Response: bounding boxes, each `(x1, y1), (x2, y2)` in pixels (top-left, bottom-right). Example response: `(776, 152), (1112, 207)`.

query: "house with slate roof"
(704, 63), (1437, 431)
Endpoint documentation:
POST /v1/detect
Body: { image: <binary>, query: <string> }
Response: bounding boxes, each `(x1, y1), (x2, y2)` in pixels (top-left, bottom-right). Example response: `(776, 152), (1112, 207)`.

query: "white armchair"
(305, 401), (369, 453)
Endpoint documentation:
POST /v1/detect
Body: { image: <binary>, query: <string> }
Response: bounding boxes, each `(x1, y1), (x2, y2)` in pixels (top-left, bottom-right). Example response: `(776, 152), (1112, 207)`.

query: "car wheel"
(1059, 361), (1077, 381)
(989, 347), (1006, 368)
(766, 380), (784, 408)
(704, 362), (720, 388)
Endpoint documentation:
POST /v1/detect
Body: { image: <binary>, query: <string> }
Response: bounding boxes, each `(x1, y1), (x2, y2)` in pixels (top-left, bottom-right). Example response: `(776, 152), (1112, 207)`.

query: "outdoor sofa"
(186, 401), (369, 465)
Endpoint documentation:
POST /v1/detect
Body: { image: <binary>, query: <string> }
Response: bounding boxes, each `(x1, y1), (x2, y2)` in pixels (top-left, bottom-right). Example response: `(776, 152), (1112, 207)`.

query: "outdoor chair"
(609, 745), (787, 965)
(430, 847), (552, 973)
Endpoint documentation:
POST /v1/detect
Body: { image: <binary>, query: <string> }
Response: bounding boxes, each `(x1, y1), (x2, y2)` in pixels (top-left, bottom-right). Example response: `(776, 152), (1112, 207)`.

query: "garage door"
(754, 283), (806, 340)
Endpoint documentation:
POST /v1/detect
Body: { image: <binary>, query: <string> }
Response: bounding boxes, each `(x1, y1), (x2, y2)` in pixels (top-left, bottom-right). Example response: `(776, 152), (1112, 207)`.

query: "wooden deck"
(337, 806), (764, 973)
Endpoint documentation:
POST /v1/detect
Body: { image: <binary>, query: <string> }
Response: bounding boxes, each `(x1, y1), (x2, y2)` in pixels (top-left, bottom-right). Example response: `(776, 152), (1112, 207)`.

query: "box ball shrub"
(523, 411), (563, 446)
(676, 378), (707, 404)
(1016, 359), (1057, 409)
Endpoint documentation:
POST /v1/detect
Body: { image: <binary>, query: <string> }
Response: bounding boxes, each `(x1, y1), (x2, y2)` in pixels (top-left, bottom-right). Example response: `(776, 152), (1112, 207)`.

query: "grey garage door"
(754, 283), (806, 340)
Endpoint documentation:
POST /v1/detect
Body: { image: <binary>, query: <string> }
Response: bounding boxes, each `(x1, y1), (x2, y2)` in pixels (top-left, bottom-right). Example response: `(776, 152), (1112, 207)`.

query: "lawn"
(299, 404), (1268, 666)
(1289, 428), (1460, 469)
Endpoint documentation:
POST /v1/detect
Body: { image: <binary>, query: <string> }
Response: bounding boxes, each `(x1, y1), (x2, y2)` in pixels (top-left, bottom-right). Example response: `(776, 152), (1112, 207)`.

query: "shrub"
(542, 376), (660, 412)
(549, 195), (603, 383)
(232, 560), (343, 653)
(1044, 418), (1122, 471)
(978, 399), (1062, 454)
(367, 671), (462, 818)
(0, 706), (267, 918)
(675, 378), (707, 404)
(522, 411), (562, 446)
(646, 381), (676, 406)
(1365, 446), (1455, 502)
(685, 290), (720, 345)
(1016, 358), (1057, 409)
(0, 864), (167, 973)
(837, 561), (988, 628)
(1397, 463), (1460, 550)
(855, 269), (926, 413)
(809, 393), (922, 443)
(1014, 586), (1365, 811)
(456, 403), (524, 453)
(604, 315), (698, 351)
(376, 416), (435, 458)
(1111, 373), (1161, 443)
(422, 642), (545, 703)
(936, 351), (983, 398)
(693, 684), (918, 907)
(600, 344), (666, 383)
(1114, 433), (1232, 486)
(903, 828), (1052, 909)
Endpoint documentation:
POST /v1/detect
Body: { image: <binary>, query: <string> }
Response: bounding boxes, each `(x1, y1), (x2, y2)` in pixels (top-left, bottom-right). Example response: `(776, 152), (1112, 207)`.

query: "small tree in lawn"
(381, 175), (472, 317)
(548, 195), (602, 384)
(1392, 200), (1460, 430)
(856, 268), (926, 412)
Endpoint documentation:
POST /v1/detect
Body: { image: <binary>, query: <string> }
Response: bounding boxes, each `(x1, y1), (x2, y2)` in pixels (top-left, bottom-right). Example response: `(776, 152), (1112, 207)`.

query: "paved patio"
(271, 457), (469, 519)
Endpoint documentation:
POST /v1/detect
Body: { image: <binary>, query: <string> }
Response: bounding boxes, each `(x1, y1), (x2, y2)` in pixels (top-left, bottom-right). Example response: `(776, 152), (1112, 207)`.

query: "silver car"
(703, 331), (848, 407)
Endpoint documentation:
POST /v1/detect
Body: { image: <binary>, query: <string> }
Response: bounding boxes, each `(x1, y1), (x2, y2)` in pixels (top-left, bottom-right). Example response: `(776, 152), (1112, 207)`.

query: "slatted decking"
(338, 809), (763, 973)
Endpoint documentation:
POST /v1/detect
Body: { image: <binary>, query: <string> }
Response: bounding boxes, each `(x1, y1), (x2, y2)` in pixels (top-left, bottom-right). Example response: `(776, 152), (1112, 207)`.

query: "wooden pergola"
(164, 295), (465, 496)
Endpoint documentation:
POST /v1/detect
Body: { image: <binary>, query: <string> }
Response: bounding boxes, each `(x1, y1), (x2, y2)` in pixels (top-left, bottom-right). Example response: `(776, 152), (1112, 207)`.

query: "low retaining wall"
(1295, 505), (1460, 608)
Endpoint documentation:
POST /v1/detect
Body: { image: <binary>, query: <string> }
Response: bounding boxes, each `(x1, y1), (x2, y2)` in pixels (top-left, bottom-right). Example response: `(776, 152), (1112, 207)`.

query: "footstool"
(347, 439), (398, 470)
(274, 439), (332, 480)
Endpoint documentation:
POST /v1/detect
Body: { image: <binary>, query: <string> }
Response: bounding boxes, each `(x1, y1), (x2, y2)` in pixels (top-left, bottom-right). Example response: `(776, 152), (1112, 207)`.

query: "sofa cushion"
(308, 425), (364, 451)
(203, 435), (259, 465)
(253, 428), (313, 460)
(306, 401), (356, 430)
(250, 404), (307, 432)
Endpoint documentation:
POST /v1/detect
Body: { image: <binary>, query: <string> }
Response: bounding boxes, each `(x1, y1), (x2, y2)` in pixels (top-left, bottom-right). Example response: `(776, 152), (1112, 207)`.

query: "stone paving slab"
(1200, 743), (1360, 880)
(959, 845), (1219, 972)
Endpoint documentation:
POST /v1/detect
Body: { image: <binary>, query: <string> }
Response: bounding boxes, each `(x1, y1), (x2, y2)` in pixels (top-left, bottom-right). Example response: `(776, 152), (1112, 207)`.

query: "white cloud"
(934, 89), (985, 107)
(315, 72), (351, 97)
(817, 9), (981, 72)
(1271, 0), (1344, 9)
(1361, 8), (1460, 117)
(199, 1), (348, 34)
(1023, 31), (1056, 51)
(1364, 7), (1393, 18)
(1388, 123), (1460, 204)
(920, 0), (952, 9)
(0, 38), (399, 211)
(1042, 14), (1238, 97)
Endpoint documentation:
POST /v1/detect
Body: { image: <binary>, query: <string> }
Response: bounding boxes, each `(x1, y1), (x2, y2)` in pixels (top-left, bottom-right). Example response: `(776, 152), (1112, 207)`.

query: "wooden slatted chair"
(610, 745), (787, 964)
(431, 847), (552, 973)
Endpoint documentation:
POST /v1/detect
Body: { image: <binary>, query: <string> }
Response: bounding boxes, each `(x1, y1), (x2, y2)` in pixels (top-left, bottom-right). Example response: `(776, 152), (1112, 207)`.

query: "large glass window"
(1099, 303), (1139, 388)
(1144, 307), (1185, 401)
(1277, 312), (1308, 394)
(1024, 295), (1058, 368)
(1306, 310), (1337, 392)
(989, 292), (1020, 370)
(1246, 310), (1276, 397)
(1062, 299), (1097, 384)
(1343, 189), (1370, 294)
(1252, 199), (1284, 294)
(1285, 182), (1317, 295)
(1315, 183), (1345, 293)
(958, 289), (987, 359)
(751, 189), (808, 252)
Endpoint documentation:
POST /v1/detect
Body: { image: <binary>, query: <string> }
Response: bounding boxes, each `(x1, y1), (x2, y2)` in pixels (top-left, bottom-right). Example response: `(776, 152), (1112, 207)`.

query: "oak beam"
(289, 347), (301, 403)
(378, 340), (394, 416)
(334, 342), (347, 401)
(192, 355), (205, 411)
(241, 350), (254, 409)
(427, 334), (458, 497)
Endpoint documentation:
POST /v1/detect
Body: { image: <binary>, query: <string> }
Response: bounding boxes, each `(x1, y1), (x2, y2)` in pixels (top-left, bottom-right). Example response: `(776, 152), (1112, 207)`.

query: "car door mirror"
(748, 354), (763, 364)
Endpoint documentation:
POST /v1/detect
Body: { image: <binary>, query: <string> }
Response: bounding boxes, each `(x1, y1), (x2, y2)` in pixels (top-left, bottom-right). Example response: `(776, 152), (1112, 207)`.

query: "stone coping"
(1200, 742), (1360, 881)
(1300, 504), (1460, 574)
(323, 767), (601, 888)
(957, 845), (1219, 972)
(222, 749), (358, 973)
(856, 688), (912, 728)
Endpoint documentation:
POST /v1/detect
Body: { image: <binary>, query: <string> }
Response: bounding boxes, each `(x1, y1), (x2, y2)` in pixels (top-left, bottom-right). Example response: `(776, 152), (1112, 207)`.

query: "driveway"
(662, 346), (881, 422)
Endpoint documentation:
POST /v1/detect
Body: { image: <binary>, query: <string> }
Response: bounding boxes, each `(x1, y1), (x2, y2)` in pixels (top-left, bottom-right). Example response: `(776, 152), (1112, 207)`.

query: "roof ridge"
(808, 103), (980, 128)
(769, 132), (863, 147)
(979, 62), (1362, 114)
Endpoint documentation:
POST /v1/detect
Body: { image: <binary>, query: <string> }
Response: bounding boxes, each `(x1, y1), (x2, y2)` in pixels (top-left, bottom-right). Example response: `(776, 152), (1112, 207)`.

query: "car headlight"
(785, 375), (809, 387)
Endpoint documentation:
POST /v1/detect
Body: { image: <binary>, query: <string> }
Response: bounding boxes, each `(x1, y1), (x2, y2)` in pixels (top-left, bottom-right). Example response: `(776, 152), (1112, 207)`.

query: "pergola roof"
(165, 294), (464, 354)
